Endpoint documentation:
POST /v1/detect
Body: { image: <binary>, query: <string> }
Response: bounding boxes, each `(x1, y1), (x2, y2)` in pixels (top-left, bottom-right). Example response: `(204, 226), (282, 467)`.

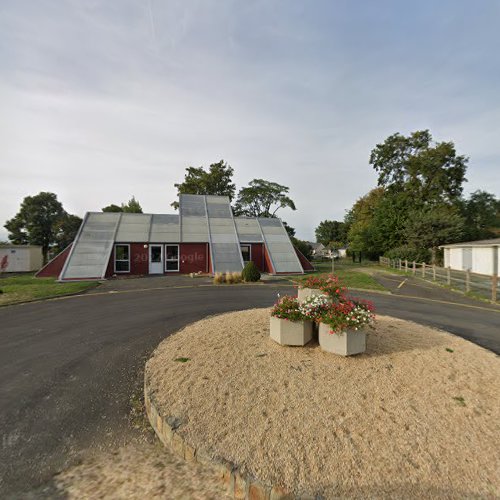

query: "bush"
(241, 261), (261, 282)
(213, 272), (225, 284)
(385, 245), (431, 264)
(231, 271), (242, 284)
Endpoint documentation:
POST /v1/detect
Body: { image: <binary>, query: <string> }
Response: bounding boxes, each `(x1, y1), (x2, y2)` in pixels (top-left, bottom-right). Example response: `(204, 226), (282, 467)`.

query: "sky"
(1, 0), (499, 241)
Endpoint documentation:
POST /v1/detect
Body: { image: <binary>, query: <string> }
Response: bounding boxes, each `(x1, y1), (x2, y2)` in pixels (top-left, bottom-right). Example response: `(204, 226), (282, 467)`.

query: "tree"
(404, 205), (465, 264)
(291, 237), (313, 260)
(234, 179), (296, 217)
(282, 221), (296, 238)
(102, 204), (123, 213)
(345, 188), (384, 258)
(102, 196), (143, 213)
(370, 130), (468, 206)
(122, 196), (143, 213)
(172, 160), (236, 209)
(315, 220), (347, 246)
(54, 214), (82, 252)
(4, 192), (65, 263)
(459, 190), (499, 240)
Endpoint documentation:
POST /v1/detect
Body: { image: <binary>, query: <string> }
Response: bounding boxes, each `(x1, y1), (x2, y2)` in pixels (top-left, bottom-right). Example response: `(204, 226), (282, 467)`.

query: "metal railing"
(379, 257), (499, 302)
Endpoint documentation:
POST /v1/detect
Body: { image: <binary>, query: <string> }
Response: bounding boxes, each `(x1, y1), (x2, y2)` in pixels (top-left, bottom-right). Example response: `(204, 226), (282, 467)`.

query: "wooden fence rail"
(379, 257), (500, 302)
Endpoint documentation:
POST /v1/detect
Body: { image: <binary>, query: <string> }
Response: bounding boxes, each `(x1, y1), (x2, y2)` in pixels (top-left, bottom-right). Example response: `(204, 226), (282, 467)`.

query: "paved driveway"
(0, 281), (499, 497)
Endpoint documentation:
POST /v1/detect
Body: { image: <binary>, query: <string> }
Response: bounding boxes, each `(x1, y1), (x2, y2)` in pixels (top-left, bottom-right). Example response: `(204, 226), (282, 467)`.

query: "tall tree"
(4, 192), (65, 263)
(122, 196), (143, 213)
(370, 130), (468, 205)
(54, 214), (82, 252)
(404, 205), (465, 264)
(345, 188), (384, 258)
(234, 179), (296, 217)
(102, 204), (122, 213)
(102, 196), (143, 213)
(315, 220), (347, 246)
(172, 160), (236, 209)
(459, 190), (499, 240)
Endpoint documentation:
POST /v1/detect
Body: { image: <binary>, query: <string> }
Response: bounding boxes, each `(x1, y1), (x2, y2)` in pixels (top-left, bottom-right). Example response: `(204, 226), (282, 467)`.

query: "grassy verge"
(297, 260), (387, 291)
(0, 274), (99, 306)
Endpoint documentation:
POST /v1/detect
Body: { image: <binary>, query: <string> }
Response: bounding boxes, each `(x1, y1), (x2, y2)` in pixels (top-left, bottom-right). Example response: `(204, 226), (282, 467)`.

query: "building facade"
(441, 238), (500, 276)
(37, 194), (313, 281)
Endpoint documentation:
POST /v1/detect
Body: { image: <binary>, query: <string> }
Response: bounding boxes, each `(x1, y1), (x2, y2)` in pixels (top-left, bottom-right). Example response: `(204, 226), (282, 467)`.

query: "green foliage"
(102, 196), (143, 213)
(315, 220), (347, 246)
(384, 245), (430, 263)
(102, 204), (123, 213)
(234, 179), (296, 217)
(241, 261), (261, 282)
(370, 130), (468, 205)
(4, 192), (65, 263)
(459, 190), (500, 240)
(291, 237), (312, 260)
(172, 160), (236, 209)
(404, 205), (464, 263)
(271, 295), (303, 321)
(54, 214), (82, 252)
(282, 221), (296, 237)
(122, 196), (143, 213)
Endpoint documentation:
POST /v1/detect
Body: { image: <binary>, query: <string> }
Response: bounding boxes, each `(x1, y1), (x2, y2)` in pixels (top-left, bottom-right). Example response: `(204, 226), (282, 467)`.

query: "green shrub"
(241, 261), (261, 282)
(385, 245), (431, 263)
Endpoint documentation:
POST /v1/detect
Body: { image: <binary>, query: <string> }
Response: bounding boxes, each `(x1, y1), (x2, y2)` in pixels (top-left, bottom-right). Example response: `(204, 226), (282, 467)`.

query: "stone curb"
(144, 379), (318, 500)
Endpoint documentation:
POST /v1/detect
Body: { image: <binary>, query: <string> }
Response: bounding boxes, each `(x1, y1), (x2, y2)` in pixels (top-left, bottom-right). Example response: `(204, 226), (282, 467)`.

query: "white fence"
(379, 257), (499, 303)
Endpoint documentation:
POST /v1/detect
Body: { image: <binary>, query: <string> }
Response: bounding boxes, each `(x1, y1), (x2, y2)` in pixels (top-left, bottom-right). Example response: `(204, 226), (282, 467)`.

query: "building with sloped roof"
(37, 194), (313, 281)
(440, 238), (500, 276)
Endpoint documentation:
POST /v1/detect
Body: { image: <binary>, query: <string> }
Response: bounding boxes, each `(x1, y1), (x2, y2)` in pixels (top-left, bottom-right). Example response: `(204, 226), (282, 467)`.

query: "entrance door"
(149, 245), (163, 274)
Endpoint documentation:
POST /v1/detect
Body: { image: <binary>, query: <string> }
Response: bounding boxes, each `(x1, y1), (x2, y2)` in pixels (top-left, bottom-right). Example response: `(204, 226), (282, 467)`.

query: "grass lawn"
(297, 260), (387, 291)
(0, 274), (99, 306)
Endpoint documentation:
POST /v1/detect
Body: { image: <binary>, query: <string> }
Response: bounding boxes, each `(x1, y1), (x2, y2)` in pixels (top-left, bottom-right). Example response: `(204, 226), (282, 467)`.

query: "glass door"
(165, 245), (180, 272)
(149, 245), (163, 274)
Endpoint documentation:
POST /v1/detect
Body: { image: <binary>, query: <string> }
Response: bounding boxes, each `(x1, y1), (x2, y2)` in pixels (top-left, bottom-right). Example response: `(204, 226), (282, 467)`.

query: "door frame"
(149, 244), (164, 274)
(165, 244), (180, 272)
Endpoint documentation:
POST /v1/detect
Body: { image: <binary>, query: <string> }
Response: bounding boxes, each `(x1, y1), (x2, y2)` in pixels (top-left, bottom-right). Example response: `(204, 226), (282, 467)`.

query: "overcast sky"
(1, 0), (499, 241)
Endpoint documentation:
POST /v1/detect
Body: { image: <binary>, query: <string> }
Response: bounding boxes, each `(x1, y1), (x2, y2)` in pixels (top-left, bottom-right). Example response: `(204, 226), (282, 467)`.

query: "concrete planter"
(318, 322), (366, 356)
(270, 316), (313, 346)
(297, 287), (327, 303)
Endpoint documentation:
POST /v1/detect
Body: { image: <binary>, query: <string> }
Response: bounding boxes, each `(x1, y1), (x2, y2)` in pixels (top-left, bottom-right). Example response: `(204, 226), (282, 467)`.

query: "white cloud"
(1, 0), (499, 242)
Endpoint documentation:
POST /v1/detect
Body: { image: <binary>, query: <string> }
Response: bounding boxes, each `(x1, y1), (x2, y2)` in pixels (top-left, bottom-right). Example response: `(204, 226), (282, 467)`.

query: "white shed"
(440, 238), (500, 277)
(0, 245), (43, 273)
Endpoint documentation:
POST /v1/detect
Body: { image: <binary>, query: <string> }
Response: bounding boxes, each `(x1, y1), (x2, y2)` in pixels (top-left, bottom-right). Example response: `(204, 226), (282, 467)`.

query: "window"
(114, 244), (130, 273)
(165, 244), (179, 271)
(240, 244), (251, 263)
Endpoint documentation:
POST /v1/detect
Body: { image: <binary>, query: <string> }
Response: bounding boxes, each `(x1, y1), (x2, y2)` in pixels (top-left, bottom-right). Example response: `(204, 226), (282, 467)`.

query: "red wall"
(105, 243), (209, 276)
(294, 246), (314, 271)
(249, 243), (267, 272)
(36, 244), (72, 278)
(179, 243), (209, 274)
(263, 244), (275, 274)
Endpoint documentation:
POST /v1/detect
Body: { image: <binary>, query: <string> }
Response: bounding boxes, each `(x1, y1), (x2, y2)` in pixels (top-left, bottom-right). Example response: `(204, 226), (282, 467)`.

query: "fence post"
(422, 262), (426, 278)
(447, 267), (451, 285)
(432, 264), (436, 281)
(465, 269), (471, 293)
(405, 259), (408, 273)
(492, 275), (498, 302)
(412, 261), (416, 275)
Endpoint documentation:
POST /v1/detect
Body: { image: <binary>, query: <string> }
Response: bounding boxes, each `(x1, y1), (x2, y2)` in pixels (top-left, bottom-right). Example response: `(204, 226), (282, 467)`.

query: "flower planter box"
(318, 322), (366, 356)
(270, 316), (313, 346)
(297, 287), (327, 303)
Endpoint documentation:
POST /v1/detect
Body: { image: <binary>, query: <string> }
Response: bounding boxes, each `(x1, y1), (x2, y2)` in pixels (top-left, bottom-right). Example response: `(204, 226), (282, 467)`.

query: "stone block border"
(144, 379), (317, 500)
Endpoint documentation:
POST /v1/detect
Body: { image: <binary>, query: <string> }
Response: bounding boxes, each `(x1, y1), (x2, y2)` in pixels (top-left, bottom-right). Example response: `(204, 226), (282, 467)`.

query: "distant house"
(37, 194), (314, 281)
(440, 238), (500, 276)
(311, 243), (348, 259)
(0, 245), (43, 273)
